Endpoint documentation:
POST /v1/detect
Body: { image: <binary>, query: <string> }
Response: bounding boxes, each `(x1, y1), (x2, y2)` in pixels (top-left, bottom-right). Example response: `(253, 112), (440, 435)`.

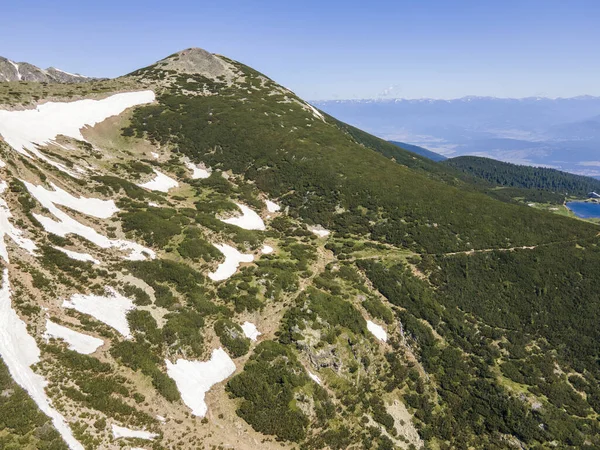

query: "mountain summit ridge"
(151, 47), (238, 82)
(0, 56), (90, 83)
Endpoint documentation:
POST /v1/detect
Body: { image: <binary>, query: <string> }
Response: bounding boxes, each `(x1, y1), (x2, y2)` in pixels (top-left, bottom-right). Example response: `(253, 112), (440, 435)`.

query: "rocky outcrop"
(154, 47), (236, 81)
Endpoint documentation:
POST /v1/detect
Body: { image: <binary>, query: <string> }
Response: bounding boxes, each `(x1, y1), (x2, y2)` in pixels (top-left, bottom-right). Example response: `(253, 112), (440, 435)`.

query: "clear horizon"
(3, 0), (600, 100)
(312, 94), (600, 102)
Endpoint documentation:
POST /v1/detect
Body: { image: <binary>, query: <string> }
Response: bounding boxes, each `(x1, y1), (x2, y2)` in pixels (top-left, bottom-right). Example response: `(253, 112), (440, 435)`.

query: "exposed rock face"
(154, 47), (236, 81)
(45, 67), (90, 83)
(0, 57), (90, 83)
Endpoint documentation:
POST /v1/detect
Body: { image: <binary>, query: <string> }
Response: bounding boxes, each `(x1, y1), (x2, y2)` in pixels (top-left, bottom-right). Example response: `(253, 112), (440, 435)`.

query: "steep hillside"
(444, 155), (600, 197)
(322, 121), (567, 206)
(0, 48), (598, 450)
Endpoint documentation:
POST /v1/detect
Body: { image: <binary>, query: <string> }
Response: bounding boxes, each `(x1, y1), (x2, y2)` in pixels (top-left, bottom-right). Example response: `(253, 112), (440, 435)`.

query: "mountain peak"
(155, 47), (233, 79)
(0, 56), (90, 83)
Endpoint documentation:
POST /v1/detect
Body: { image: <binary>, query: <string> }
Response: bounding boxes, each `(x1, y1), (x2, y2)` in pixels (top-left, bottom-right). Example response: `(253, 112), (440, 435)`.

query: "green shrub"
(363, 298), (394, 324)
(0, 358), (68, 449)
(214, 319), (250, 358)
(177, 228), (221, 261)
(120, 208), (188, 247)
(226, 341), (310, 442)
(111, 341), (180, 402)
(163, 311), (205, 357)
(308, 289), (366, 335)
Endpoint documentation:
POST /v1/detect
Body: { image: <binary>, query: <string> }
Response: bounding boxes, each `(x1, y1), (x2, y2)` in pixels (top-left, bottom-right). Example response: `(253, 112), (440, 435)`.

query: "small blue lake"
(566, 201), (600, 219)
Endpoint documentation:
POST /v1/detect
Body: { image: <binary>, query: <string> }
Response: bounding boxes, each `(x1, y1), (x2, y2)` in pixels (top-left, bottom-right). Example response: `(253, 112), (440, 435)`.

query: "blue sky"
(2, 0), (600, 100)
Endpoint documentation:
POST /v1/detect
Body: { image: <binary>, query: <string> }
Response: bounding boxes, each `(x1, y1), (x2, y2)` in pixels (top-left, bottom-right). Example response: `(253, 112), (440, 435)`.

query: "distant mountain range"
(314, 96), (600, 176)
(0, 56), (90, 83)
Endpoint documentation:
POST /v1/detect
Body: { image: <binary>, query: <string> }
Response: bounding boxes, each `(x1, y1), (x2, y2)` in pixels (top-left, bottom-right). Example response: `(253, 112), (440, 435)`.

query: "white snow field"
(138, 169), (179, 192)
(44, 319), (104, 354)
(208, 243), (254, 281)
(165, 348), (236, 417)
(0, 91), (155, 174)
(367, 320), (388, 342)
(241, 321), (261, 341)
(62, 288), (135, 338)
(53, 246), (100, 264)
(111, 424), (158, 440)
(265, 199), (281, 213)
(25, 182), (118, 218)
(0, 91), (155, 156)
(220, 203), (266, 230)
(185, 161), (211, 179)
(0, 269), (84, 450)
(308, 371), (322, 385)
(261, 244), (274, 254)
(24, 180), (155, 261)
(308, 225), (330, 238)
(0, 180), (37, 263)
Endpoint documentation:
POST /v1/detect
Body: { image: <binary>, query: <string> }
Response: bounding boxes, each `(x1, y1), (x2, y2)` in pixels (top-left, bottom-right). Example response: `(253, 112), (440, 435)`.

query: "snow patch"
(308, 371), (322, 385)
(308, 225), (330, 238)
(265, 199), (281, 213)
(220, 203), (265, 230)
(150, 152), (159, 159)
(367, 320), (388, 342)
(53, 246), (100, 265)
(261, 244), (274, 254)
(185, 161), (211, 179)
(166, 348), (236, 417)
(0, 91), (155, 155)
(25, 182), (118, 218)
(241, 322), (261, 341)
(138, 169), (179, 192)
(0, 91), (155, 174)
(8, 60), (21, 80)
(208, 243), (254, 281)
(62, 288), (135, 337)
(53, 68), (87, 78)
(0, 180), (37, 262)
(111, 424), (157, 440)
(24, 180), (154, 261)
(44, 319), (103, 354)
(0, 269), (84, 450)
(305, 102), (325, 121)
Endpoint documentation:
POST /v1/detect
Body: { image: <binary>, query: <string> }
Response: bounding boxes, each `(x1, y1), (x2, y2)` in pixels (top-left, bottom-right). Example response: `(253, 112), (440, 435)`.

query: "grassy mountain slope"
(124, 61), (595, 254)
(0, 48), (597, 450)
(327, 117), (451, 176)
(326, 121), (571, 206)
